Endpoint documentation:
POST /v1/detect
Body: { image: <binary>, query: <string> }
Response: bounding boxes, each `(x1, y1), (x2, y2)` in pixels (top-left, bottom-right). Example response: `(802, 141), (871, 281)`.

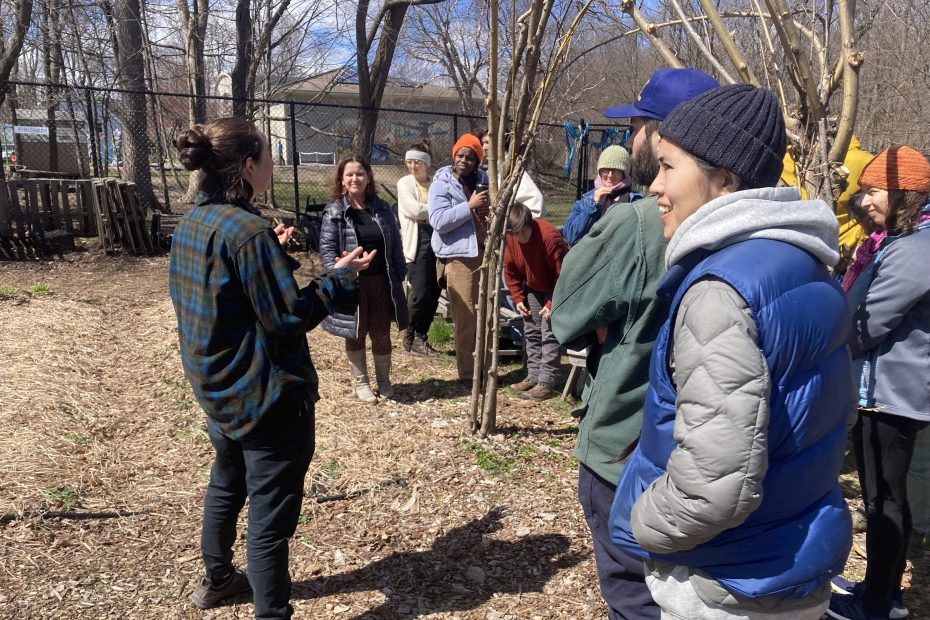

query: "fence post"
(575, 118), (587, 200)
(289, 101), (300, 213)
(85, 87), (100, 177)
(453, 114), (459, 140)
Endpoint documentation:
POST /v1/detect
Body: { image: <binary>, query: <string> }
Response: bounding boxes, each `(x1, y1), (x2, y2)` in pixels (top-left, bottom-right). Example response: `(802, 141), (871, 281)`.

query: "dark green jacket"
(551, 195), (667, 484)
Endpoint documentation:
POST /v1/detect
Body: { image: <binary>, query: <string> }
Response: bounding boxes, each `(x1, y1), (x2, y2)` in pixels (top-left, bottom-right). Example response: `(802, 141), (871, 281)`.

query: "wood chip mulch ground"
(1, 245), (928, 619)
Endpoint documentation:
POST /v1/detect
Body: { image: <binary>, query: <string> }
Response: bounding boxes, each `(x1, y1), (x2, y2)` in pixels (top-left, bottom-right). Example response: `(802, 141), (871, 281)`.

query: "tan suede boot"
(373, 353), (394, 399)
(347, 349), (378, 403)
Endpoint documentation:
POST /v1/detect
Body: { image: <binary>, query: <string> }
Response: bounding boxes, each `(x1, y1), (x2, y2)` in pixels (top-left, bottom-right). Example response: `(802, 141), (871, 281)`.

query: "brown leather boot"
(511, 378), (537, 392)
(521, 384), (557, 402)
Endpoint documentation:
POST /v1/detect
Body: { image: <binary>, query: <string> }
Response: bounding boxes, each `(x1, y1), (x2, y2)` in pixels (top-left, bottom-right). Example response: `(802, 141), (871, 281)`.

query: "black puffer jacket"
(319, 196), (409, 338)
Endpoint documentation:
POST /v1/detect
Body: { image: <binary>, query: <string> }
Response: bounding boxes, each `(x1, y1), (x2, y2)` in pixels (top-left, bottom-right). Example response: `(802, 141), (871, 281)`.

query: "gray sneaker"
(190, 568), (251, 610)
(851, 506), (867, 533)
(409, 333), (437, 357)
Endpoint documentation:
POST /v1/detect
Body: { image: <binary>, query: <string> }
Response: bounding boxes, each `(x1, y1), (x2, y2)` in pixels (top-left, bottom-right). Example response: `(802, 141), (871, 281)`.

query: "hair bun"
(175, 126), (213, 171)
(410, 139), (432, 157)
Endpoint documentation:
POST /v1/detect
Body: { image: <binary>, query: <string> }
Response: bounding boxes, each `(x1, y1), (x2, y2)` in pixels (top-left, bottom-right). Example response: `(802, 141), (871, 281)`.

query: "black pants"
(578, 465), (659, 620)
(201, 395), (315, 620)
(407, 223), (441, 336)
(853, 410), (928, 613)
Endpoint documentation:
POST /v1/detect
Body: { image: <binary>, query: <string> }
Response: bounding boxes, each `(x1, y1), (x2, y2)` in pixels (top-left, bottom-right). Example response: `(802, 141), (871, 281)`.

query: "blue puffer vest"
(610, 239), (853, 601)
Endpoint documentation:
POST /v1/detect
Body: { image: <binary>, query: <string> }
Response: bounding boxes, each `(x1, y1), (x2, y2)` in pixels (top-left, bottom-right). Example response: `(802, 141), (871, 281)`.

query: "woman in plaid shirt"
(169, 117), (373, 619)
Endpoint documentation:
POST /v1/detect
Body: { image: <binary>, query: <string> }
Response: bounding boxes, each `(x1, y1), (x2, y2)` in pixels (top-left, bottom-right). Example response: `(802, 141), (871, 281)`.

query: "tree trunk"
(113, 0), (158, 209)
(176, 0), (209, 201)
(231, 0), (253, 118)
(43, 0), (61, 172)
(8, 81), (25, 167)
(263, 0), (274, 207)
(139, 5), (171, 211)
(468, 0), (595, 435)
(0, 0), (35, 111)
(352, 3), (411, 156)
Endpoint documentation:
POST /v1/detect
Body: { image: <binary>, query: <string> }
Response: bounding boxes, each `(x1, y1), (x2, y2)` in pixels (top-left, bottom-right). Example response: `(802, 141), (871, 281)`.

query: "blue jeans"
(578, 464), (659, 620)
(201, 394), (315, 620)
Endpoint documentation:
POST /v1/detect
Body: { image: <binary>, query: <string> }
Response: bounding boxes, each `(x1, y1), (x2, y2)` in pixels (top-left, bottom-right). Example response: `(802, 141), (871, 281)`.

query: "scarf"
(593, 175), (633, 209)
(842, 204), (930, 292)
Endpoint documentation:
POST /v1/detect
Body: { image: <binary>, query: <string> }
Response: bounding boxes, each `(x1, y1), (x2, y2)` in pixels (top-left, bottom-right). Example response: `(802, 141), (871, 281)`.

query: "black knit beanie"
(659, 84), (786, 189)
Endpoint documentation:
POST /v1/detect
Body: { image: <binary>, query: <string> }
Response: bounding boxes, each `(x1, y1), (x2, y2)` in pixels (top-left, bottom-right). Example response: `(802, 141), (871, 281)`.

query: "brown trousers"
(444, 255), (482, 381)
(345, 275), (393, 355)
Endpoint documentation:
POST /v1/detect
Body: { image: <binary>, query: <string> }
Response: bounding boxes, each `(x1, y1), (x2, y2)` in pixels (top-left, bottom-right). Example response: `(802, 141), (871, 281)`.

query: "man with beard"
(550, 68), (717, 620)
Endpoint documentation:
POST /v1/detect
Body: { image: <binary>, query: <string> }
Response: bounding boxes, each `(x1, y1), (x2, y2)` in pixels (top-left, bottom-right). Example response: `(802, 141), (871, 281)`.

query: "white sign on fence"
(2, 124), (51, 136)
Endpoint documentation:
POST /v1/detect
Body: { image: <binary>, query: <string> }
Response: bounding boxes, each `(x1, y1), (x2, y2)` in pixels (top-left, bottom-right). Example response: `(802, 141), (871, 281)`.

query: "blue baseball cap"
(604, 68), (720, 121)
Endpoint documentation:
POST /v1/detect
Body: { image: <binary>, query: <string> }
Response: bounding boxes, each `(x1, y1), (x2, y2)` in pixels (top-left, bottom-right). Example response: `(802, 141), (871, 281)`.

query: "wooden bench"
(561, 347), (588, 401)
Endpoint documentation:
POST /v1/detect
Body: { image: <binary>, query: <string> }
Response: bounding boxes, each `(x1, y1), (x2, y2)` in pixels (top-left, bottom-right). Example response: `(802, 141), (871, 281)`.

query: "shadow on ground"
(293, 507), (587, 618)
(390, 378), (472, 402)
(495, 424), (579, 438)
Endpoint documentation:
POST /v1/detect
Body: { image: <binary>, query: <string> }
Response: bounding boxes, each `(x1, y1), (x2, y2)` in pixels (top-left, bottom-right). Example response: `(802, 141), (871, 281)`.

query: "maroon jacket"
(504, 219), (568, 309)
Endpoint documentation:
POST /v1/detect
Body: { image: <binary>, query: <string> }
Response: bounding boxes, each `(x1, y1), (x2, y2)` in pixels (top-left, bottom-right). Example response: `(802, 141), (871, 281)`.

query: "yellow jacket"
(781, 136), (873, 250)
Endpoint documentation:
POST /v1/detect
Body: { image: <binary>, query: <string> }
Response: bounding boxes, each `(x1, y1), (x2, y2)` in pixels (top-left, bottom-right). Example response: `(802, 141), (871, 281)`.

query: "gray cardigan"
(851, 226), (930, 421)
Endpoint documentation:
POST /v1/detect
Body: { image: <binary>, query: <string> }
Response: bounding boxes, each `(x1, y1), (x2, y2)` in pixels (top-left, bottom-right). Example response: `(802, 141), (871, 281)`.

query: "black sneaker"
(827, 591), (892, 620)
(190, 568), (251, 610)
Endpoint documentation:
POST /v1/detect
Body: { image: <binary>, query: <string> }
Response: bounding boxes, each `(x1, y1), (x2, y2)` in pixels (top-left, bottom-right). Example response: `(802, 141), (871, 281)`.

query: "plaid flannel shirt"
(169, 196), (358, 439)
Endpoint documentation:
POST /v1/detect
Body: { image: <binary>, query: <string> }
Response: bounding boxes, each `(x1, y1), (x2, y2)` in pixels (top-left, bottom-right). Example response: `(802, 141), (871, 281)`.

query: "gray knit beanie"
(659, 84), (786, 189)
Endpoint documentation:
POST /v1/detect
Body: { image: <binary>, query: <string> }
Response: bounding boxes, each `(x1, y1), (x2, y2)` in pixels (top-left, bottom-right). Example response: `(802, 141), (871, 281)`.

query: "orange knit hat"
(858, 145), (930, 192)
(451, 133), (483, 164)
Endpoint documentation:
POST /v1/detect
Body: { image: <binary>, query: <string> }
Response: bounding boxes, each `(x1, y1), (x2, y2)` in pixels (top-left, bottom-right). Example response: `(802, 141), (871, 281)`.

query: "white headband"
(405, 150), (431, 166)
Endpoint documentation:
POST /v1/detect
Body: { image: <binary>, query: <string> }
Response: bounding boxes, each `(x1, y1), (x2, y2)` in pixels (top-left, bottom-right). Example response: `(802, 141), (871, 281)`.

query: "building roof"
(281, 68), (461, 105)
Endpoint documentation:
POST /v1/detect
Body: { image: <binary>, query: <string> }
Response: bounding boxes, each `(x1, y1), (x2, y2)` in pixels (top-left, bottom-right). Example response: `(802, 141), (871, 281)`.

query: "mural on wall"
(334, 116), (452, 164)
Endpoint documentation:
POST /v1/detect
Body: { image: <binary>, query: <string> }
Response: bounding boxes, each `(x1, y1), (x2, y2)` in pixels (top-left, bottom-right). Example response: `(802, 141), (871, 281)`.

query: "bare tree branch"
(366, 0), (448, 49)
(619, 0), (684, 68)
(828, 0), (862, 163)
(0, 0), (36, 109)
(668, 0), (736, 83)
(764, 0), (824, 121)
(697, 0), (760, 85)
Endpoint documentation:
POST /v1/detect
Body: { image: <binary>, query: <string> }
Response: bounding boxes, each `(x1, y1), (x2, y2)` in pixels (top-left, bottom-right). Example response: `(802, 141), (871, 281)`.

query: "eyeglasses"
(599, 169), (623, 179)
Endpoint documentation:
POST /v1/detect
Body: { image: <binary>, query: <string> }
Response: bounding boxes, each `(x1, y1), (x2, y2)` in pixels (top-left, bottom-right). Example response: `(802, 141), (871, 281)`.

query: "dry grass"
(0, 249), (927, 619)
(0, 251), (595, 619)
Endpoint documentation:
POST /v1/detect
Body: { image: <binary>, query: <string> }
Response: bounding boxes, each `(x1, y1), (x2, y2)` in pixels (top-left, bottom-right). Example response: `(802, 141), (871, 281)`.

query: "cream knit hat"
(596, 145), (632, 174)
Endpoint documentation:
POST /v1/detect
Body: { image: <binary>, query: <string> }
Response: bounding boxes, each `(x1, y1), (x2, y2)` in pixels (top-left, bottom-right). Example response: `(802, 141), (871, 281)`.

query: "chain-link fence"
(1, 80), (629, 225)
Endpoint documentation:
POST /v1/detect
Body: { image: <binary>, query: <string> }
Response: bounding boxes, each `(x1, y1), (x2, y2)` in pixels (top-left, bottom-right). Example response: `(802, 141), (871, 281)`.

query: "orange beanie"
(858, 145), (930, 192)
(451, 133), (483, 163)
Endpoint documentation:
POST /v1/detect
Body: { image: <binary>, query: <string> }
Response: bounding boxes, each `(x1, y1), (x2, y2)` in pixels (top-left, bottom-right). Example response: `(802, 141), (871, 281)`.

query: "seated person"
(562, 145), (639, 246)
